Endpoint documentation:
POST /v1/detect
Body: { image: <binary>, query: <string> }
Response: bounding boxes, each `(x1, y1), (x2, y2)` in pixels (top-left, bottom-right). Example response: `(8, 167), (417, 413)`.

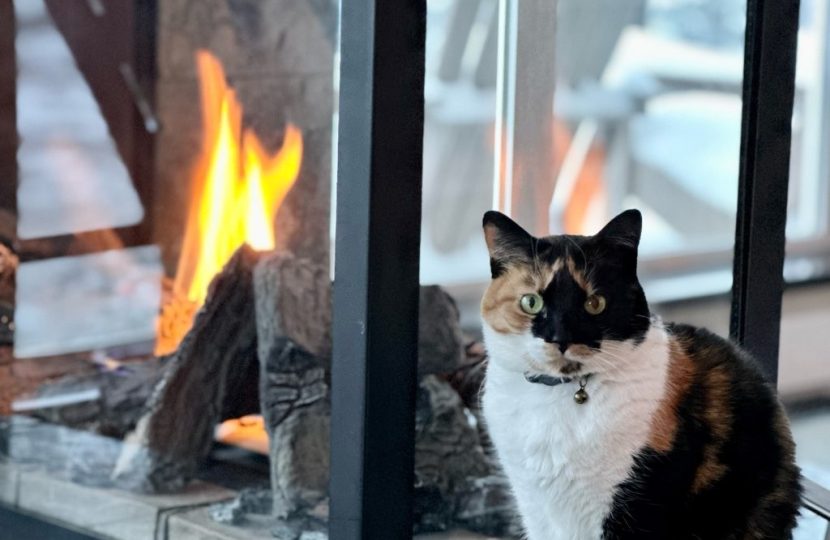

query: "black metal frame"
(730, 0), (800, 383)
(328, 1), (426, 539)
(731, 0), (830, 525)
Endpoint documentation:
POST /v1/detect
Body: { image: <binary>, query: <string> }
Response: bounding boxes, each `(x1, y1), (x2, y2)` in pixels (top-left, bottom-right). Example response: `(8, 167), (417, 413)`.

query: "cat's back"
(667, 321), (771, 387)
(603, 322), (802, 539)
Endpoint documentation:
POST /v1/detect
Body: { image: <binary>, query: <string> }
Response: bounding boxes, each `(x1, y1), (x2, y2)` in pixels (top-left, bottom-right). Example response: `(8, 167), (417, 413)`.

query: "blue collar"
(524, 372), (592, 387)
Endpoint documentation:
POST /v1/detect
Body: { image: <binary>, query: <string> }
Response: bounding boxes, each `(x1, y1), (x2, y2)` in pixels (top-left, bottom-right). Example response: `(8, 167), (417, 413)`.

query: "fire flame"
(156, 51), (302, 355)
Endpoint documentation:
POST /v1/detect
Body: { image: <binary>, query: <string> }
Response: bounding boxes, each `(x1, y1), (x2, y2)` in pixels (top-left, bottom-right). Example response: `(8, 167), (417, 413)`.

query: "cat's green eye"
(520, 293), (544, 315)
(584, 294), (606, 315)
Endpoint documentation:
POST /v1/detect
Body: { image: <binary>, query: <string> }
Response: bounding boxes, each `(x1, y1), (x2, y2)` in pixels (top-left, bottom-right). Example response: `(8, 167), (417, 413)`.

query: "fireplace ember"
(156, 51), (303, 356)
(215, 414), (269, 455)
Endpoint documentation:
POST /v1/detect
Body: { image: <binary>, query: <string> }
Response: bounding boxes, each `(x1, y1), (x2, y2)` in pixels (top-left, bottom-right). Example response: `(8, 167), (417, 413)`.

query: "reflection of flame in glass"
(156, 51), (303, 355)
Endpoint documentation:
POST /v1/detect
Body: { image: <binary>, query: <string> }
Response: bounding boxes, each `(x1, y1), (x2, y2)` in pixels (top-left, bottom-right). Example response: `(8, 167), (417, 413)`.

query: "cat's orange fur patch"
(568, 344), (593, 357)
(481, 266), (545, 334)
(647, 337), (696, 453)
(692, 366), (733, 493)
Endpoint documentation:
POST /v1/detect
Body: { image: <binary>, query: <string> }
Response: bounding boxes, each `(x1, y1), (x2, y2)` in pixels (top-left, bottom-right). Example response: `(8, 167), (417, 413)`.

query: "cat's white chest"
(481, 329), (669, 540)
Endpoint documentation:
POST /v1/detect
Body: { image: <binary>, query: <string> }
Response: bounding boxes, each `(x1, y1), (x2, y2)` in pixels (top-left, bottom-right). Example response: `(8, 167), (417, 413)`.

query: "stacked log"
(113, 246), (261, 492)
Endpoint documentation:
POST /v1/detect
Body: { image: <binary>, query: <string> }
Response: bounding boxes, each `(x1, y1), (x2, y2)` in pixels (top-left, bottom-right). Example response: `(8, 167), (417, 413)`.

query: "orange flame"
(156, 51), (302, 355)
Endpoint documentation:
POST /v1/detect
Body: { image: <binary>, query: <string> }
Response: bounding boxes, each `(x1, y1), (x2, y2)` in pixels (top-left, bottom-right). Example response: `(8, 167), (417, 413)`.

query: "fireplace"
(1, 0), (337, 536)
(0, 1), (520, 538)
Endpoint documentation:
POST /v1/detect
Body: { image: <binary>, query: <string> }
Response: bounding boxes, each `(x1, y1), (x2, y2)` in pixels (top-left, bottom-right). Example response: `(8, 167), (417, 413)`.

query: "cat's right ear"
(483, 211), (533, 277)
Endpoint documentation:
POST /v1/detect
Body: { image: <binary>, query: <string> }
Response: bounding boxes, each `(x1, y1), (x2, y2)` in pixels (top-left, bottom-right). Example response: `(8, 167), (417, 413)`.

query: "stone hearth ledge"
(0, 458), (235, 540)
(0, 458), (499, 540)
(167, 507), (496, 540)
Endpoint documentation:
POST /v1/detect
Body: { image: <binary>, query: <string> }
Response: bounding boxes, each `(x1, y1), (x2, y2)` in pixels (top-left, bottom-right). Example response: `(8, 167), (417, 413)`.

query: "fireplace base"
(0, 416), (500, 540)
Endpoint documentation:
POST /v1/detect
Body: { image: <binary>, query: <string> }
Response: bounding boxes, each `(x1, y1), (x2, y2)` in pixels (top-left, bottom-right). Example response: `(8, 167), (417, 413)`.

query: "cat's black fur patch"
(601, 324), (802, 540)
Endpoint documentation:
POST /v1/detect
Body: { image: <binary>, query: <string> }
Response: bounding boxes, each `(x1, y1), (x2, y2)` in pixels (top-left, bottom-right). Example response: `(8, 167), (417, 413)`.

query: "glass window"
(420, 0), (749, 310)
(781, 2), (830, 537)
(422, 0), (830, 308)
(421, 0), (500, 287)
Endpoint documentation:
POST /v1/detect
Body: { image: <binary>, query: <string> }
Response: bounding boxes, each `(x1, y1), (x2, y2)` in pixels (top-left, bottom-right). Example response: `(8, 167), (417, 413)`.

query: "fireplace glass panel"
(2, 0), (337, 538)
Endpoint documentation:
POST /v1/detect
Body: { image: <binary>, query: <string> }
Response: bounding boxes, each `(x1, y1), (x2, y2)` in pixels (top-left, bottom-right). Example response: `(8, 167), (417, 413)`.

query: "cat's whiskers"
(633, 314), (655, 324)
(582, 345), (643, 380)
(592, 356), (627, 379)
(595, 344), (637, 362)
(591, 347), (630, 365)
(581, 348), (626, 378)
(521, 351), (549, 373)
(596, 340), (632, 351)
(590, 355), (619, 374)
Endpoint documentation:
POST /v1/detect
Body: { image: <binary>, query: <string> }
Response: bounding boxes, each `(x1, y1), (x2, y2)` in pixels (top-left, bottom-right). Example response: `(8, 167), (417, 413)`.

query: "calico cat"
(480, 209), (801, 540)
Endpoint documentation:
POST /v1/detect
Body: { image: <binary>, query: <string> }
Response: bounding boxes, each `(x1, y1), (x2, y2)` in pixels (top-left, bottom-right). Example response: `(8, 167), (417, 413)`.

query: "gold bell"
(573, 376), (589, 404)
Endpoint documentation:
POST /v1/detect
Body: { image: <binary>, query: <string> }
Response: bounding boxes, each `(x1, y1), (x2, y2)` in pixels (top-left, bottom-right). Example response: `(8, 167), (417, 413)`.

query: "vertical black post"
(0, 0), (16, 223)
(329, 1), (426, 539)
(0, 0), (17, 356)
(730, 0), (800, 383)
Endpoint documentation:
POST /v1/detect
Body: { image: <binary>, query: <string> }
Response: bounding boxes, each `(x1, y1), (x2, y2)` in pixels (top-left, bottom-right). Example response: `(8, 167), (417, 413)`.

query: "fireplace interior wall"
(152, 0), (334, 274)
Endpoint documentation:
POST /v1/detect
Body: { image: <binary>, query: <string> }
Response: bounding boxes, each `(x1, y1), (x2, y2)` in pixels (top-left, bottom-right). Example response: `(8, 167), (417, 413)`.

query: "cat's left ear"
(482, 211), (533, 277)
(595, 209), (642, 251)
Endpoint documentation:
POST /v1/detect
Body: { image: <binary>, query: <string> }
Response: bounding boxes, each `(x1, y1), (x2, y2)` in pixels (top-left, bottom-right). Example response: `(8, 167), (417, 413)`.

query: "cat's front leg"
(508, 476), (578, 540)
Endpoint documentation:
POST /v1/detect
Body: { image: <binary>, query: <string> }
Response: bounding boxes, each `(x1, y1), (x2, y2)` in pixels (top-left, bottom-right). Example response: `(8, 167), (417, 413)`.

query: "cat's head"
(480, 209), (651, 377)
